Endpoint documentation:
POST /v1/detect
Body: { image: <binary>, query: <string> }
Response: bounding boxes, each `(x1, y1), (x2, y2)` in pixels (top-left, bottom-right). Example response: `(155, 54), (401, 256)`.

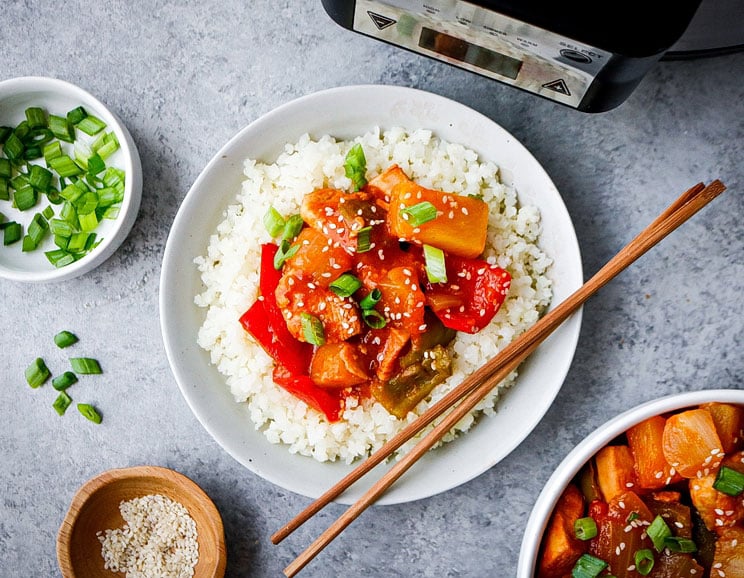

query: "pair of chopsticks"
(273, 179), (727, 577)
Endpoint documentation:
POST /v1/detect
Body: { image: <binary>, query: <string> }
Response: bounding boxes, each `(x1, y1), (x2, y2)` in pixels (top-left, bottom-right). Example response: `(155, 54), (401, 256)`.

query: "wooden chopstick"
(278, 180), (726, 577)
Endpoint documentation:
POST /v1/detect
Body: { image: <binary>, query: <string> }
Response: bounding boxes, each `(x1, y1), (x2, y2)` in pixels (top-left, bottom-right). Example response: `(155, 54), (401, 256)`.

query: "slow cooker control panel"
(352, 0), (612, 108)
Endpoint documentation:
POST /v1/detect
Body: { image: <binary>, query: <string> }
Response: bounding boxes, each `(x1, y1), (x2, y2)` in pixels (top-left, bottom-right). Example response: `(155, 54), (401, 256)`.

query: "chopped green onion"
(423, 244), (447, 283)
(571, 553), (607, 578)
(13, 120), (30, 140)
(76, 115), (106, 136)
(23, 144), (42, 160)
(42, 205), (54, 220)
(3, 132), (25, 160)
(300, 313), (325, 346)
(48, 114), (74, 143)
(343, 143), (367, 191)
(14, 185), (38, 211)
(86, 152), (105, 176)
(359, 288), (382, 310)
(67, 232), (90, 252)
(329, 273), (362, 298)
(54, 330), (78, 348)
(93, 132), (119, 160)
(273, 239), (299, 270)
(0, 158), (11, 178)
(648, 515), (672, 552)
(713, 465), (744, 496)
(77, 403), (102, 424)
(70, 357), (102, 374)
(664, 536), (697, 553)
(25, 107), (47, 129)
(49, 155), (83, 177)
(28, 164), (53, 191)
(0, 178), (9, 201)
(401, 201), (437, 227)
(25, 357), (51, 388)
(60, 201), (77, 225)
(0, 126), (12, 144)
(263, 206), (285, 237)
(42, 140), (63, 164)
(45, 249), (75, 267)
(361, 308), (387, 329)
(282, 213), (304, 241)
(53, 391), (73, 416)
(54, 234), (69, 250)
(52, 371), (78, 391)
(574, 517), (598, 541)
(355, 225), (372, 253)
(23, 212), (49, 250)
(78, 210), (98, 232)
(3, 221), (22, 245)
(66, 106), (87, 125)
(634, 549), (654, 576)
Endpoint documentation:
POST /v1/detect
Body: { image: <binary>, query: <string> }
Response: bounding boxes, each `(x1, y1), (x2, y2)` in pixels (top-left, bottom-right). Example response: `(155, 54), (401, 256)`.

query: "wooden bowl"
(57, 465), (226, 577)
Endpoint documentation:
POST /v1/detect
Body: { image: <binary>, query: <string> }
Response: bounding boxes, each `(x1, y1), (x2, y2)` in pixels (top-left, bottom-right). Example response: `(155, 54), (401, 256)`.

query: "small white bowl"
(0, 76), (142, 282)
(517, 388), (744, 578)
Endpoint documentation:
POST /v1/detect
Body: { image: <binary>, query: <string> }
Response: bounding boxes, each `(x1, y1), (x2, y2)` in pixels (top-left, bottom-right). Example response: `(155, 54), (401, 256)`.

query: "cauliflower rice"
(194, 127), (553, 463)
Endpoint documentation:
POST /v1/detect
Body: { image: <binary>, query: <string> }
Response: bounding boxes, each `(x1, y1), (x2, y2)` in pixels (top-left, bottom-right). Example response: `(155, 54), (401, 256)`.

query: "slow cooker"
(322, 0), (744, 112)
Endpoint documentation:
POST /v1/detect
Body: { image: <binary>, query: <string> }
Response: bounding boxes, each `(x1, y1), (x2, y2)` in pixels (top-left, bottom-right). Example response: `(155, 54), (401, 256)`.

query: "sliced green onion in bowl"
(329, 273), (362, 298)
(401, 201), (437, 227)
(663, 536), (697, 553)
(355, 225), (372, 253)
(713, 465), (744, 496)
(300, 313), (325, 346)
(573, 516), (598, 541)
(571, 553), (607, 578)
(359, 288), (382, 310)
(282, 214), (304, 241)
(343, 143), (367, 191)
(423, 243), (447, 283)
(263, 206), (285, 237)
(361, 308), (387, 329)
(647, 515), (672, 551)
(634, 549), (654, 576)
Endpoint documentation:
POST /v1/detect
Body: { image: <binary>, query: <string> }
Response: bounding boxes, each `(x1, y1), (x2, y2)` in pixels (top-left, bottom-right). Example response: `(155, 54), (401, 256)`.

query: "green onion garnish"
(77, 403), (102, 424)
(25, 357), (51, 388)
(76, 115), (106, 136)
(664, 536), (697, 553)
(29, 164), (53, 191)
(263, 206), (286, 237)
(648, 515), (672, 552)
(574, 517), (598, 541)
(0, 158), (11, 178)
(52, 371), (78, 391)
(282, 213), (304, 241)
(300, 313), (325, 346)
(361, 308), (387, 329)
(53, 391), (73, 416)
(14, 185), (38, 211)
(25, 107), (47, 129)
(329, 273), (362, 298)
(359, 288), (382, 310)
(344, 143), (367, 191)
(66, 106), (87, 125)
(54, 330), (78, 348)
(401, 201), (437, 227)
(0, 178), (8, 201)
(355, 225), (372, 253)
(45, 249), (76, 268)
(69, 357), (102, 374)
(571, 553), (607, 578)
(713, 465), (744, 496)
(3, 132), (25, 160)
(634, 549), (654, 576)
(423, 244), (447, 283)
(3, 221), (22, 245)
(49, 154), (83, 177)
(49, 114), (74, 143)
(273, 239), (299, 270)
(0, 126), (12, 144)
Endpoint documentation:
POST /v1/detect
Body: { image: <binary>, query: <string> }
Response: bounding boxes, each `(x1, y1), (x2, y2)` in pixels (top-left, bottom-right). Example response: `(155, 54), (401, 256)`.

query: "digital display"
(418, 27), (522, 80)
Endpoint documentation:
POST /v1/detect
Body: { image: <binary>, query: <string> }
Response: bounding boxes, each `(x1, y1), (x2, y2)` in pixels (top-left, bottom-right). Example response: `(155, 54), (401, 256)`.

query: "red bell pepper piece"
(424, 254), (511, 334)
(272, 365), (343, 422)
(238, 243), (313, 376)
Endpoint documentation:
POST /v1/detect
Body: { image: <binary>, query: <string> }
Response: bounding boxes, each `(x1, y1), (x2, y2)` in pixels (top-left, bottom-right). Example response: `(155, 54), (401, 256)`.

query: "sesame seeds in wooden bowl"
(57, 465), (226, 578)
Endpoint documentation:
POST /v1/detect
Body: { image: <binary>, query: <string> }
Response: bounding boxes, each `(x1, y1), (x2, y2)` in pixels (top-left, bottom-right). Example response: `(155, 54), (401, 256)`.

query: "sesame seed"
(322, 272), (332, 278)
(418, 324), (427, 331)
(307, 282), (316, 289)
(462, 207), (469, 215)
(619, 501), (626, 509)
(318, 302), (327, 311)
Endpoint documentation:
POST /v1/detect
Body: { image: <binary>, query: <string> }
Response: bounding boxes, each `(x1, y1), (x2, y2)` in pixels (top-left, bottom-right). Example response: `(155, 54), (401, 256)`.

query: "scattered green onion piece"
(713, 465), (744, 496)
(0, 126), (12, 144)
(423, 243), (447, 283)
(49, 154), (83, 177)
(54, 330), (78, 348)
(70, 357), (102, 374)
(664, 536), (697, 553)
(96, 133), (119, 160)
(359, 288), (382, 310)
(53, 391), (73, 416)
(73, 140), (92, 170)
(14, 186), (38, 211)
(42, 205), (54, 220)
(361, 308), (387, 329)
(300, 313), (326, 346)
(3, 132), (25, 160)
(76, 115), (106, 136)
(400, 201), (438, 227)
(0, 178), (9, 201)
(13, 120), (30, 140)
(54, 235), (69, 250)
(102, 206), (119, 220)
(48, 114), (74, 143)
(96, 187), (118, 207)
(24, 213), (49, 249)
(329, 273), (362, 298)
(23, 144), (43, 160)
(60, 202), (77, 225)
(343, 143), (367, 191)
(67, 232), (90, 252)
(282, 213), (304, 241)
(25, 357), (51, 388)
(42, 140), (63, 164)
(29, 164), (53, 191)
(66, 106), (87, 125)
(3, 221), (22, 245)
(77, 403), (102, 424)
(45, 249), (75, 267)
(273, 239), (299, 270)
(75, 191), (98, 214)
(52, 371), (78, 391)
(25, 107), (47, 129)
(574, 517), (598, 541)
(21, 235), (36, 252)
(263, 206), (285, 237)
(86, 152), (105, 176)
(648, 515), (672, 552)
(24, 127), (54, 148)
(11, 173), (29, 189)
(60, 180), (86, 202)
(78, 211), (98, 232)
(571, 553), (607, 578)
(634, 549), (654, 576)
(355, 225), (372, 253)
(0, 158), (11, 178)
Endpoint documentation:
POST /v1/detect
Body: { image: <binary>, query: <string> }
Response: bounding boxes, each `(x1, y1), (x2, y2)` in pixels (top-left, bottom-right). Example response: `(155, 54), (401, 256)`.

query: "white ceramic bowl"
(160, 85), (583, 505)
(517, 388), (744, 577)
(0, 76), (142, 282)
